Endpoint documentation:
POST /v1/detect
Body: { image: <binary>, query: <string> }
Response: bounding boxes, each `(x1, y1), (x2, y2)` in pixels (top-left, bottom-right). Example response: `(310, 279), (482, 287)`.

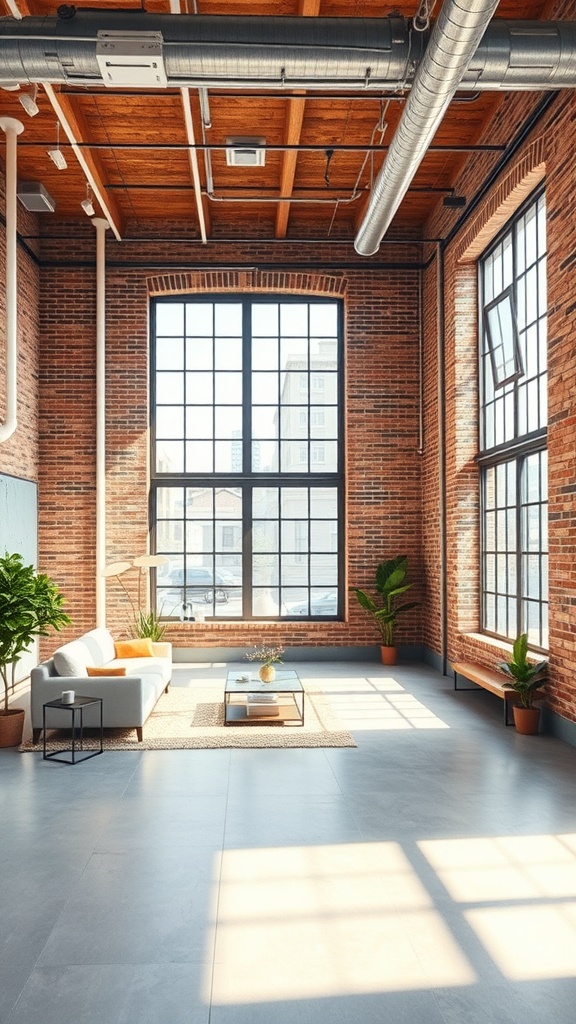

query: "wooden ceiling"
(0, 0), (559, 244)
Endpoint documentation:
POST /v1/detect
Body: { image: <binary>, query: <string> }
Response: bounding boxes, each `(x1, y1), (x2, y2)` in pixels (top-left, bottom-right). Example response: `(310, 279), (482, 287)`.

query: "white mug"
(61, 690), (75, 704)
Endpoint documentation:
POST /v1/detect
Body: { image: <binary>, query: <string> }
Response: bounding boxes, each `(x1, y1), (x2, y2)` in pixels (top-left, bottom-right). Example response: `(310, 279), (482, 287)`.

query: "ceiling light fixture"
(225, 137), (266, 167)
(18, 83), (39, 117)
(81, 182), (95, 217)
(48, 121), (68, 170)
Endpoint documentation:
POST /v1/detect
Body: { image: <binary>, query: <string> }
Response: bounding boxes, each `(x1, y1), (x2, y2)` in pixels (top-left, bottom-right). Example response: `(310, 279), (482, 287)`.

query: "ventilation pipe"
(93, 216), (109, 628)
(0, 116), (24, 444)
(1, 14), (576, 91)
(355, 0), (501, 256)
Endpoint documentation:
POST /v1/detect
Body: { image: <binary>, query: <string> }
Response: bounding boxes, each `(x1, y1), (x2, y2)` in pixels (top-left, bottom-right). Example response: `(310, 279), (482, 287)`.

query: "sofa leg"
(165, 682), (170, 693)
(33, 728), (42, 744)
(136, 727), (143, 742)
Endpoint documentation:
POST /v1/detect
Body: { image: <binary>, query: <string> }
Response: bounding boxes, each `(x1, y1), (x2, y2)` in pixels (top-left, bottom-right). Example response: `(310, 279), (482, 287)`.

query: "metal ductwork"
(355, 0), (501, 257)
(1, 12), (576, 91)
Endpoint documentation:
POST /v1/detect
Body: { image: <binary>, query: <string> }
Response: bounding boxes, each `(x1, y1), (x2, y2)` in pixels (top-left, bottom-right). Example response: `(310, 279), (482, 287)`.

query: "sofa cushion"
(53, 639), (91, 677)
(108, 656), (171, 685)
(86, 666), (127, 677)
(114, 638), (154, 659)
(83, 628), (116, 665)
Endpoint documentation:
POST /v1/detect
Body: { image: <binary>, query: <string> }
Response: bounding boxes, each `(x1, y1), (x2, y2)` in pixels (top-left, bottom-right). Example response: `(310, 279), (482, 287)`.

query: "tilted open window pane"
(483, 287), (523, 390)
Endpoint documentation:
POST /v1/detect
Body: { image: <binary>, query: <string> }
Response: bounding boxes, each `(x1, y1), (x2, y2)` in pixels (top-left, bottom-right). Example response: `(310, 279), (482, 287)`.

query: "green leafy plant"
(498, 633), (547, 709)
(132, 608), (166, 642)
(352, 555), (418, 647)
(0, 552), (71, 713)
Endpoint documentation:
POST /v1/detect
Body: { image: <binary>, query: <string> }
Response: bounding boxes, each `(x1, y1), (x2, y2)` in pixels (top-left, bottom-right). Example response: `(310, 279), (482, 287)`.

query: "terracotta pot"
(259, 664), (276, 683)
(513, 705), (541, 735)
(0, 708), (25, 748)
(380, 645), (397, 666)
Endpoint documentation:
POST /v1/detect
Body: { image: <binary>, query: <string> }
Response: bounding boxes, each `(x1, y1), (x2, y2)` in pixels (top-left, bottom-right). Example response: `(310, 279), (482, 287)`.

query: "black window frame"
(150, 294), (345, 622)
(478, 187), (548, 651)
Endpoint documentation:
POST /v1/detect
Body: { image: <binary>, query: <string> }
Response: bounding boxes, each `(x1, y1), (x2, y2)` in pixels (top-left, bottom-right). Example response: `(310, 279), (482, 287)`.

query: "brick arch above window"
(456, 137), (545, 263)
(146, 269), (347, 297)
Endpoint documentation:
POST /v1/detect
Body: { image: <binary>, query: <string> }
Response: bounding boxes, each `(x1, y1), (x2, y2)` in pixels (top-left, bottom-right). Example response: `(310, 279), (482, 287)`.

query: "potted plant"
(0, 552), (71, 747)
(352, 555), (418, 665)
(498, 633), (547, 735)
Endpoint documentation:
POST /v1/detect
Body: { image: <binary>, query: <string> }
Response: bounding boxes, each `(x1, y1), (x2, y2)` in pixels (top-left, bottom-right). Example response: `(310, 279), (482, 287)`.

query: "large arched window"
(150, 296), (344, 621)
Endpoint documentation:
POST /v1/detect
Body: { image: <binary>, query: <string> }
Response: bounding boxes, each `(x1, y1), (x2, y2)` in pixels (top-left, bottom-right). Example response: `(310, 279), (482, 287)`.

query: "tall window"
(151, 297), (343, 620)
(479, 191), (548, 649)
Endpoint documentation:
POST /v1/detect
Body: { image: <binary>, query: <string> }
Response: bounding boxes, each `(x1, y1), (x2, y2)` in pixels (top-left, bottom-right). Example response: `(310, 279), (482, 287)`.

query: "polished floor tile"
(3, 660), (576, 1024)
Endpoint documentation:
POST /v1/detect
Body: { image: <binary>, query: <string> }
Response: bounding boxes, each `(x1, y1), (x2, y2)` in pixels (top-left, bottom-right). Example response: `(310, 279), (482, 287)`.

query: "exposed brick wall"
(423, 88), (576, 723)
(36, 233), (423, 653)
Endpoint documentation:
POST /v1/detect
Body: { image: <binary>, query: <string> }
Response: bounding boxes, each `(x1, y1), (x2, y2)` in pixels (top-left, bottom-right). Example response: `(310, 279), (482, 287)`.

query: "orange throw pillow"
(87, 666), (127, 677)
(114, 638), (155, 659)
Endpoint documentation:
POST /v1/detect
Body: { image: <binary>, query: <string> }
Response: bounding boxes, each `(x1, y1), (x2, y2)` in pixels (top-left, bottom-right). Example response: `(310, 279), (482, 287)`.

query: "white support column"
(93, 217), (110, 627)
(0, 117), (24, 444)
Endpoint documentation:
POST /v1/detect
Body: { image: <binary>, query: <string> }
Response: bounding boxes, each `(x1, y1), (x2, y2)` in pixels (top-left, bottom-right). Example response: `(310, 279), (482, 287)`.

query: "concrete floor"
(2, 660), (576, 1024)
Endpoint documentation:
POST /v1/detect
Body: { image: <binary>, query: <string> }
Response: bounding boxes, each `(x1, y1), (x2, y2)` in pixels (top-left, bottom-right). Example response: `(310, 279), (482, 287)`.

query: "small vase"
(259, 664), (276, 683)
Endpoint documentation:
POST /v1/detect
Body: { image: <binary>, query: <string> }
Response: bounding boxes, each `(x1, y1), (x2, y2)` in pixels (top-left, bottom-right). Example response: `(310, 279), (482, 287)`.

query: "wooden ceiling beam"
(181, 87), (211, 241)
(43, 86), (124, 239)
(275, 0), (321, 238)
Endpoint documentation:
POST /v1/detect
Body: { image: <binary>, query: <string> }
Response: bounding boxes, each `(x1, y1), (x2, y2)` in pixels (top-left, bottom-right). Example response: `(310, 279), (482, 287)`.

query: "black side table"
(42, 696), (103, 764)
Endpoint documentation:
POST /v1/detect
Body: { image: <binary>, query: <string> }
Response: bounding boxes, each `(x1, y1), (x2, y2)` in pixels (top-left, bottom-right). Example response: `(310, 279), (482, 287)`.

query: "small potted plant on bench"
(498, 633), (547, 735)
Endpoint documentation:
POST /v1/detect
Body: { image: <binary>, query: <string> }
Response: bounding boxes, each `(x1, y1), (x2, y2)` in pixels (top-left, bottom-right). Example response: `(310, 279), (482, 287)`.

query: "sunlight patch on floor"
(206, 842), (475, 1004)
(420, 834), (576, 980)
(466, 904), (576, 980)
(419, 834), (576, 902)
(325, 689), (450, 731)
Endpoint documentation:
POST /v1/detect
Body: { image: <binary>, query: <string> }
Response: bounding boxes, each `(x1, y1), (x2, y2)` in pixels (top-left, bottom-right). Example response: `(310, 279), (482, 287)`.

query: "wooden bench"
(451, 660), (545, 726)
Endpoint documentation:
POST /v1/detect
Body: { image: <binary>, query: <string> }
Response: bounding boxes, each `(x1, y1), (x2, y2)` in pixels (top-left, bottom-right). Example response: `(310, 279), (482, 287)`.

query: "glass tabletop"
(225, 669), (303, 694)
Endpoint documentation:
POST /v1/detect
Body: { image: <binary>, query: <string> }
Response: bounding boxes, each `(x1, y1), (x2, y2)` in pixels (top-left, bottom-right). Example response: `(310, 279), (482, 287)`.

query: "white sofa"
(31, 627), (172, 742)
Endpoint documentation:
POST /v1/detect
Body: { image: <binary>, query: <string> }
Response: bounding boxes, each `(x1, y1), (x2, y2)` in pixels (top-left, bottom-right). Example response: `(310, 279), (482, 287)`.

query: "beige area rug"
(20, 682), (356, 751)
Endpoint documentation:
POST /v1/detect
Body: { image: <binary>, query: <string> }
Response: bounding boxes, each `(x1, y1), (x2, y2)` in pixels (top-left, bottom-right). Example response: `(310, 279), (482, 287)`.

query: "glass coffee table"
(225, 670), (305, 726)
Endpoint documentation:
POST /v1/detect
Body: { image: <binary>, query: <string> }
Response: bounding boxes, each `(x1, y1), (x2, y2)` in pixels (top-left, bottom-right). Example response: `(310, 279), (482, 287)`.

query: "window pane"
(186, 372), (213, 404)
(252, 304), (278, 336)
(309, 303), (338, 336)
(156, 441), (183, 473)
(186, 337), (212, 370)
(157, 303), (184, 335)
(185, 303), (213, 335)
(252, 338), (278, 370)
(156, 337), (184, 370)
(215, 372), (242, 404)
(253, 372), (278, 404)
(186, 441), (213, 473)
(280, 303), (308, 336)
(215, 303), (242, 336)
(215, 337), (242, 370)
(156, 407), (184, 439)
(156, 372), (183, 404)
(255, 441), (278, 472)
(281, 337), (308, 371)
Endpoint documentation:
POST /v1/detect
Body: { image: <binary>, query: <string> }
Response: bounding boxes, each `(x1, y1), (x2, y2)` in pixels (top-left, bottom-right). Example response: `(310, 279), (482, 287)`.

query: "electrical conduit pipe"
(0, 116), (24, 444)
